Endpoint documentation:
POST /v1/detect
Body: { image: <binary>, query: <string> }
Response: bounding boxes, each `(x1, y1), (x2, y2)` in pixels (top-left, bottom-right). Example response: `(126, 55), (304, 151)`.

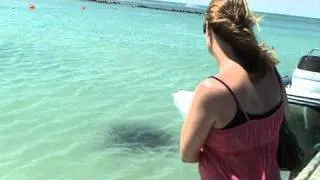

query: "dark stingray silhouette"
(104, 122), (178, 153)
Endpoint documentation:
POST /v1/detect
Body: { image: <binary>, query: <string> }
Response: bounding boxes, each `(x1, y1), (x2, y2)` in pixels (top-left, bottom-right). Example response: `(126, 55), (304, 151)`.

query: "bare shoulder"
(191, 76), (240, 127)
(197, 77), (226, 91)
(193, 77), (229, 106)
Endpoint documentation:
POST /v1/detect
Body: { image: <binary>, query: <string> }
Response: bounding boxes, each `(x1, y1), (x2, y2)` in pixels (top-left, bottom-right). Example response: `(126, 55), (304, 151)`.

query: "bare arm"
(180, 80), (220, 163)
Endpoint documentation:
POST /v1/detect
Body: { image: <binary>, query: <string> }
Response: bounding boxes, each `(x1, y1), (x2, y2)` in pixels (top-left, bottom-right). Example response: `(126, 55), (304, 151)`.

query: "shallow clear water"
(0, 0), (319, 179)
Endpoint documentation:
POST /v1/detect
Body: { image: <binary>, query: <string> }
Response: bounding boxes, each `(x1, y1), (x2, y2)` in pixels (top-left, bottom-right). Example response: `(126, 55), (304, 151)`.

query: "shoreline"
(84, 0), (320, 21)
(130, 4), (203, 15)
(83, 0), (204, 15)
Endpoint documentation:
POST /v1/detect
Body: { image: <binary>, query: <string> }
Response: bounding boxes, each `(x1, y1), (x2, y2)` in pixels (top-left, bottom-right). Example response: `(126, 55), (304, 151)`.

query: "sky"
(164, 0), (320, 19)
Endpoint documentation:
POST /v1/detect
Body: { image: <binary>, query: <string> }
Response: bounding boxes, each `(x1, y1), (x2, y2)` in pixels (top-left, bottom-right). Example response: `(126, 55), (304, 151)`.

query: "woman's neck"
(213, 40), (240, 72)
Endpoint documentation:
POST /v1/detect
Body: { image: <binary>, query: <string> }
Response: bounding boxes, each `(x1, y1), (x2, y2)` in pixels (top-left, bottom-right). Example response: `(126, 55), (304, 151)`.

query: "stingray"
(104, 122), (178, 153)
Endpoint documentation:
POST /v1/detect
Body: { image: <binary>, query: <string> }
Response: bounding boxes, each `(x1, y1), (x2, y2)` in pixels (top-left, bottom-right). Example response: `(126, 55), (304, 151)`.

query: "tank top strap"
(209, 76), (250, 121)
(273, 67), (284, 102)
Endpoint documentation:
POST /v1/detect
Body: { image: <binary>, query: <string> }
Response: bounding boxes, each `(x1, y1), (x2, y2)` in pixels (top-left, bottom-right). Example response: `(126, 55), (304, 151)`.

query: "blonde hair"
(205, 0), (278, 81)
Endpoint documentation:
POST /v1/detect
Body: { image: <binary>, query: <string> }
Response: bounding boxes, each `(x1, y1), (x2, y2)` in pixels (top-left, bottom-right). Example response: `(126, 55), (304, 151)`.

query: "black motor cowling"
(297, 49), (320, 73)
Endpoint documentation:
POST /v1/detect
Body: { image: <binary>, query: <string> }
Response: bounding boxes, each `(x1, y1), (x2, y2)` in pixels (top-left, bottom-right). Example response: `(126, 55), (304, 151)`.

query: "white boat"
(284, 48), (320, 131)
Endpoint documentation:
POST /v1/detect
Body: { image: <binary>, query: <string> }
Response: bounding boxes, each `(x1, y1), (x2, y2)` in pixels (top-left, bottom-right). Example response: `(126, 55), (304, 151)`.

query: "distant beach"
(84, 0), (205, 14)
(84, 0), (320, 20)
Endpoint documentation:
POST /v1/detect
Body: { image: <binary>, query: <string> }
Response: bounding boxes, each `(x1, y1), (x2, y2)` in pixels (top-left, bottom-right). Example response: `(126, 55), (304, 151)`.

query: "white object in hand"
(172, 89), (194, 118)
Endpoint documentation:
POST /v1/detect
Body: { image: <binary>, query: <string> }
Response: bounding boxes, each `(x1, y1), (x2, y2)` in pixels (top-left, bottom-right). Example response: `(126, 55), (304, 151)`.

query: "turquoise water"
(0, 0), (320, 179)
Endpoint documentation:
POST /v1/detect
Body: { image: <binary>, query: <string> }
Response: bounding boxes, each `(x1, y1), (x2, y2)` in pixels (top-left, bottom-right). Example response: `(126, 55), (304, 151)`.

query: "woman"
(179, 0), (290, 179)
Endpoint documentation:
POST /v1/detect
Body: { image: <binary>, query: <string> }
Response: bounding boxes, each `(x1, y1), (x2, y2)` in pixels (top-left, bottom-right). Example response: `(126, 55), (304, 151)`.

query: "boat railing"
(295, 151), (320, 179)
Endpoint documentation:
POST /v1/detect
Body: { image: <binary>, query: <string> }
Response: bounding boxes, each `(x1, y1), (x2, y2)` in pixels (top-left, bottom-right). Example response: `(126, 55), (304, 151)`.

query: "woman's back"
(199, 64), (284, 180)
(210, 64), (283, 129)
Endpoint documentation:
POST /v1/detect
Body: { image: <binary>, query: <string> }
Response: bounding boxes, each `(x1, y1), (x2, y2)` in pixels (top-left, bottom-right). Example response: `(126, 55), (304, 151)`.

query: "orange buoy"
(28, 4), (35, 10)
